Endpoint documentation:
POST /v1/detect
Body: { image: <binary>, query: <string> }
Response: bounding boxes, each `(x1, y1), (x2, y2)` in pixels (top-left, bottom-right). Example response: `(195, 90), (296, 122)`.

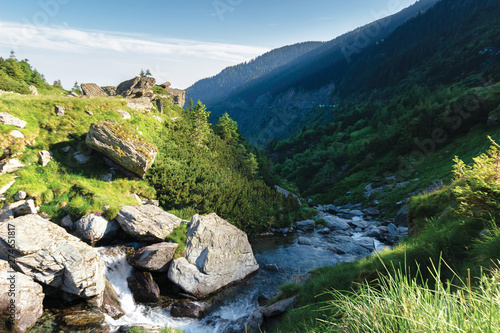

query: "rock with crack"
(38, 150), (53, 166)
(168, 213), (259, 299)
(85, 122), (158, 178)
(115, 205), (182, 242)
(128, 242), (178, 272)
(0, 260), (44, 332)
(0, 158), (25, 175)
(81, 83), (107, 97)
(117, 77), (156, 100)
(0, 214), (106, 307)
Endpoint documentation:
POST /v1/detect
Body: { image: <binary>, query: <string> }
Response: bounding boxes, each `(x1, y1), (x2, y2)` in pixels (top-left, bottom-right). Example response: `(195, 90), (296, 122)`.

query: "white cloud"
(0, 21), (268, 63)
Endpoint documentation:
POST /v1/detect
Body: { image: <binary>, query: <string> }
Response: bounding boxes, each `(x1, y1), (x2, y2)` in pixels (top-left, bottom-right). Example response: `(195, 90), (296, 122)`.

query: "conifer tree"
(216, 112), (239, 144)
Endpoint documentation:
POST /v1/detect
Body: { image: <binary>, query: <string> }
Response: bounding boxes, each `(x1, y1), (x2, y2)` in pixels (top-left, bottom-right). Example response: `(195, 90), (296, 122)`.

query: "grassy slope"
(0, 92), (177, 222)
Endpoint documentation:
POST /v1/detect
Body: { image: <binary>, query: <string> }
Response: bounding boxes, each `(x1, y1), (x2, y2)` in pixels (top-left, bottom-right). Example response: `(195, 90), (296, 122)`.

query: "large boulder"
(81, 83), (108, 97)
(168, 213), (259, 298)
(170, 301), (208, 318)
(85, 122), (158, 178)
(127, 271), (160, 304)
(117, 77), (156, 100)
(0, 260), (44, 332)
(158, 83), (185, 108)
(0, 112), (27, 129)
(74, 213), (109, 244)
(324, 216), (351, 231)
(128, 242), (178, 272)
(395, 204), (409, 227)
(0, 215), (106, 306)
(115, 205), (182, 242)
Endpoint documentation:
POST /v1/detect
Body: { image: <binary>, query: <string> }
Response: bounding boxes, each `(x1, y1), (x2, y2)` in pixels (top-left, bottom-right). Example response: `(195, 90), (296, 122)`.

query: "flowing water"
(97, 230), (384, 332)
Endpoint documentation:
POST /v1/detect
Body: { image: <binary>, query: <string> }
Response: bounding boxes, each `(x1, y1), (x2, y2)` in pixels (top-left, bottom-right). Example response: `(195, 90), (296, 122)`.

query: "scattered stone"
(0, 260), (44, 332)
(85, 122), (158, 178)
(62, 146), (71, 153)
(298, 236), (313, 245)
(67, 91), (80, 98)
(168, 213), (259, 299)
(73, 152), (91, 164)
(170, 301), (207, 318)
(145, 199), (159, 207)
(0, 180), (15, 197)
(9, 129), (24, 138)
(262, 264), (279, 272)
(81, 83), (108, 97)
(0, 214), (106, 306)
(15, 190), (26, 201)
(12, 199), (37, 217)
(363, 207), (380, 217)
(29, 85), (38, 95)
(318, 227), (331, 234)
(55, 105), (65, 117)
(395, 204), (409, 227)
(117, 110), (131, 119)
(38, 150), (53, 166)
(128, 242), (178, 272)
(153, 115), (163, 123)
(0, 112), (27, 128)
(86, 110), (94, 116)
(0, 158), (25, 175)
(260, 297), (296, 318)
(132, 193), (142, 204)
(116, 205), (182, 242)
(74, 213), (109, 244)
(293, 220), (315, 231)
(127, 271), (160, 304)
(101, 173), (113, 182)
(324, 216), (351, 231)
(350, 218), (368, 229)
(60, 215), (74, 229)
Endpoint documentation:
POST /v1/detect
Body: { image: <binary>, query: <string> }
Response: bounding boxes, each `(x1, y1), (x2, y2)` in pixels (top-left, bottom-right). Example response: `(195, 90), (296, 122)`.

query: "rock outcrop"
(159, 82), (185, 108)
(168, 213), (259, 298)
(117, 77), (155, 100)
(0, 260), (44, 332)
(128, 242), (178, 272)
(81, 83), (108, 97)
(28, 85), (38, 96)
(85, 122), (158, 178)
(0, 112), (27, 129)
(101, 86), (117, 96)
(115, 205), (182, 242)
(0, 215), (106, 307)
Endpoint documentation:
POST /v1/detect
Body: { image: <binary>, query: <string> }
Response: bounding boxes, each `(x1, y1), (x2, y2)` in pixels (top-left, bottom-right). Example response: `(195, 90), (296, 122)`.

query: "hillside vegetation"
(0, 55), (300, 237)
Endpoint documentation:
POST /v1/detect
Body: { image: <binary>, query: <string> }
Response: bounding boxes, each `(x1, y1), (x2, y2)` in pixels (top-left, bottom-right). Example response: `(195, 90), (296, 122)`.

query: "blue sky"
(0, 0), (417, 89)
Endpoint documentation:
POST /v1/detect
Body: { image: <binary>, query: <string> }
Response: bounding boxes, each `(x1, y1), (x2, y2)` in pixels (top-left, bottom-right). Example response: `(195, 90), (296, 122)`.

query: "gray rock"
(364, 226), (384, 240)
(38, 150), (53, 166)
(318, 227), (331, 234)
(363, 207), (381, 217)
(85, 122), (158, 178)
(85, 110), (94, 116)
(128, 242), (178, 272)
(12, 199), (37, 217)
(395, 204), (409, 227)
(260, 297), (296, 318)
(62, 146), (71, 153)
(0, 158), (25, 175)
(127, 271), (160, 304)
(350, 218), (368, 229)
(81, 83), (108, 97)
(324, 216), (351, 231)
(101, 173), (113, 182)
(55, 105), (65, 117)
(145, 199), (159, 207)
(126, 97), (154, 111)
(170, 301), (208, 318)
(116, 205), (182, 242)
(159, 83), (186, 108)
(168, 213), (259, 298)
(263, 264), (279, 272)
(387, 223), (399, 237)
(155, 98), (164, 113)
(0, 112), (27, 129)
(117, 77), (156, 100)
(153, 115), (163, 123)
(0, 260), (44, 332)
(74, 213), (109, 244)
(60, 215), (74, 229)
(101, 86), (117, 96)
(0, 181), (15, 197)
(9, 129), (24, 138)
(298, 236), (312, 245)
(101, 277), (125, 319)
(0, 215), (106, 306)
(349, 209), (364, 217)
(28, 85), (38, 95)
(67, 91), (80, 97)
(73, 152), (90, 164)
(244, 309), (264, 333)
(15, 190), (26, 201)
(117, 110), (131, 120)
(294, 220), (315, 231)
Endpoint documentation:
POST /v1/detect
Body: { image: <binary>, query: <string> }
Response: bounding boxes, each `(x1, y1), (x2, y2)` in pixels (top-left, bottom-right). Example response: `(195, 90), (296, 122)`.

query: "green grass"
(166, 224), (188, 259)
